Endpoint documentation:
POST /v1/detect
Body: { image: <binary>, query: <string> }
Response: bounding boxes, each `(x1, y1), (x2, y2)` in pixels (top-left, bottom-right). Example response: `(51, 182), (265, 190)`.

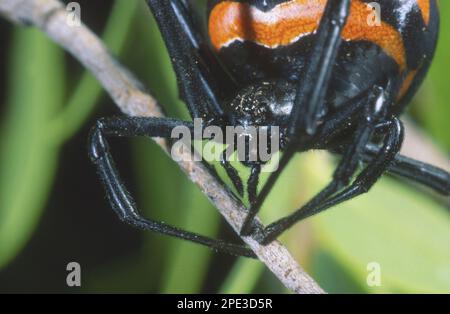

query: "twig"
(0, 0), (324, 293)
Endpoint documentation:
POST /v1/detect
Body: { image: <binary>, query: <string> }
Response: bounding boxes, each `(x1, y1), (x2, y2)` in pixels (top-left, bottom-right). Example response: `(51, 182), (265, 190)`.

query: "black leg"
(89, 116), (255, 258)
(363, 144), (450, 196)
(257, 118), (404, 244)
(240, 0), (351, 236)
(240, 87), (371, 236)
(288, 0), (351, 136)
(171, 0), (237, 98)
(305, 88), (380, 150)
(146, 0), (225, 119)
(220, 148), (244, 197)
(240, 150), (294, 235)
(248, 163), (262, 208)
(331, 125), (450, 197)
(265, 86), (388, 226)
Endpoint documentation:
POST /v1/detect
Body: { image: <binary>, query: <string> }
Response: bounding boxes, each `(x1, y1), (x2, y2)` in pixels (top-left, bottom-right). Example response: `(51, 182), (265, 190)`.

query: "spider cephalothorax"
(227, 80), (295, 128)
(89, 0), (449, 258)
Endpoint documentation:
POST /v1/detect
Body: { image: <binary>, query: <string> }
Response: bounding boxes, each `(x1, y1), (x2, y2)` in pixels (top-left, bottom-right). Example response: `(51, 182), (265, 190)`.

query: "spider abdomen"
(208, 0), (439, 111)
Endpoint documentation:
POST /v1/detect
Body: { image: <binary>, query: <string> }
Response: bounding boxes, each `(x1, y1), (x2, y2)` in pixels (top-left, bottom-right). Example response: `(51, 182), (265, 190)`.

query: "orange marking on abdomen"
(209, 0), (407, 71)
(397, 69), (418, 101)
(417, 0), (431, 25)
(342, 1), (406, 71)
(209, 0), (323, 49)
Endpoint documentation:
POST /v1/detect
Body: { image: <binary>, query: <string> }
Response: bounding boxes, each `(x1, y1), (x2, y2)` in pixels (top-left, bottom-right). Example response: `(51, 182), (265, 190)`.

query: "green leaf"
(220, 258), (265, 293)
(0, 28), (65, 268)
(311, 249), (365, 293)
(0, 0), (139, 270)
(159, 185), (220, 293)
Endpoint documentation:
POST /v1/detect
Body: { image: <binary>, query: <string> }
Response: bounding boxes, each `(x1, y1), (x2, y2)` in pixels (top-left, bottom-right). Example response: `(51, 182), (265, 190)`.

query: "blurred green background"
(0, 0), (449, 293)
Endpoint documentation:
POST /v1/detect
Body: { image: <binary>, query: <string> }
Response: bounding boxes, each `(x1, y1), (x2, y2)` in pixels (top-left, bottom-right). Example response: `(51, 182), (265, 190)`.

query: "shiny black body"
(88, 0), (450, 257)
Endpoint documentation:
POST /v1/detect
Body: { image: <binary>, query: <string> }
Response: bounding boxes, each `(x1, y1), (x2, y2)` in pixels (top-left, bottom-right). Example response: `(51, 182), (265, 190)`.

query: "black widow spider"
(89, 0), (450, 258)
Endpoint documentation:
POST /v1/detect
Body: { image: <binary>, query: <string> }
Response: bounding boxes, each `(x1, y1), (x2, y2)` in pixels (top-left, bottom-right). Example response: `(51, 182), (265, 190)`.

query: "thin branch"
(0, 0), (324, 293)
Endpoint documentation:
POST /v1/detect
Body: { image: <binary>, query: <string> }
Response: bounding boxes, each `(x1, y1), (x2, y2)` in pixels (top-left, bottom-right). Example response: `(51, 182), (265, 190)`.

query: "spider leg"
(220, 148), (244, 197)
(248, 163), (262, 209)
(330, 124), (450, 196)
(89, 116), (255, 258)
(240, 84), (371, 236)
(219, 152), (263, 203)
(288, 0), (351, 137)
(146, 0), (226, 119)
(363, 145), (450, 196)
(257, 118), (404, 244)
(171, 0), (237, 97)
(240, 0), (351, 236)
(276, 86), (388, 218)
(239, 151), (292, 235)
